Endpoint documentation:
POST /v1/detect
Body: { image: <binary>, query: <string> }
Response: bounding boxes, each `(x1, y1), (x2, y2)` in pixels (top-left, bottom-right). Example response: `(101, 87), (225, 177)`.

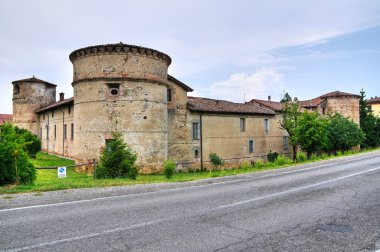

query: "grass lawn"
(1, 149), (379, 195)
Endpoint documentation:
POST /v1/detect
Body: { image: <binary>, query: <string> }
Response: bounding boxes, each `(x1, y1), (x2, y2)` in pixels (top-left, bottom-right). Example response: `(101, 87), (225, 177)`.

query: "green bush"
(310, 153), (319, 161)
(163, 160), (175, 179)
(274, 155), (293, 166)
(209, 153), (223, 170)
(255, 159), (264, 168)
(0, 123), (37, 185)
(14, 126), (41, 158)
(96, 132), (138, 179)
(240, 161), (252, 170)
(320, 153), (329, 159)
(267, 151), (279, 162)
(296, 152), (307, 163)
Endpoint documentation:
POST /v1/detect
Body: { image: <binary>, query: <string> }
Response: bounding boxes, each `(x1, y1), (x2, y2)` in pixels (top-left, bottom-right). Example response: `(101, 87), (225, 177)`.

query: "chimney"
(268, 95), (271, 101)
(59, 92), (64, 101)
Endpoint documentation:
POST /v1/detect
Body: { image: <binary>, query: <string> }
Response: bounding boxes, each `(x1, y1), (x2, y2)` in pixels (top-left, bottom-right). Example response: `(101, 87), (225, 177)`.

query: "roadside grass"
(1, 148), (379, 195)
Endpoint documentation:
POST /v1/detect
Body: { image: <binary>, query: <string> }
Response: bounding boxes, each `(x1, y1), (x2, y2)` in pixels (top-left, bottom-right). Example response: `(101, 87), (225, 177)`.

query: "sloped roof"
(167, 75), (193, 92)
(0, 114), (12, 123)
(249, 99), (282, 112)
(299, 97), (323, 108)
(36, 97), (74, 113)
(319, 91), (360, 99)
(12, 76), (57, 87)
(188, 96), (275, 115)
(367, 97), (380, 105)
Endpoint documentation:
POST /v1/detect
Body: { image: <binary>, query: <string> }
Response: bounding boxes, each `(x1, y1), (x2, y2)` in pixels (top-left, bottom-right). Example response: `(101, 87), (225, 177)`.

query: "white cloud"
(208, 68), (285, 102)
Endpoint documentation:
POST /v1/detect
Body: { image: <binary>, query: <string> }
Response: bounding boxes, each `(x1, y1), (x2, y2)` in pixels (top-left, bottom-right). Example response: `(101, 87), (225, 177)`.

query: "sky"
(1, 0), (380, 114)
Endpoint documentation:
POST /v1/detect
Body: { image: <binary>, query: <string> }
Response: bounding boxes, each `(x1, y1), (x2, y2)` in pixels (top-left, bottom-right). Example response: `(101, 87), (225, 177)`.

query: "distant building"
(0, 114), (12, 124)
(367, 97), (380, 117)
(11, 43), (360, 173)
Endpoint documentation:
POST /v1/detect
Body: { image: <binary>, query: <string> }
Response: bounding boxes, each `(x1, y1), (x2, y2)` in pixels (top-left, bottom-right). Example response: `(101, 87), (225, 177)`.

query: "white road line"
(3, 165), (380, 252)
(0, 153), (378, 212)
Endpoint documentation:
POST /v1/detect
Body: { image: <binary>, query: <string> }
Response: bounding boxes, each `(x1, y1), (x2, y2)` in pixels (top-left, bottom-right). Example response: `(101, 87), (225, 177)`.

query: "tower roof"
(12, 76), (57, 87)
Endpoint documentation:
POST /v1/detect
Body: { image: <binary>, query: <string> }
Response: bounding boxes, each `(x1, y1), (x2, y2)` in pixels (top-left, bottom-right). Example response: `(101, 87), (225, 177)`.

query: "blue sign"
(58, 167), (66, 178)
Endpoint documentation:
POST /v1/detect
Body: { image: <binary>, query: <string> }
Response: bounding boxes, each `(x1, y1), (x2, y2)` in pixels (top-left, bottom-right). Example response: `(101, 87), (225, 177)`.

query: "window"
(167, 89), (172, 102)
(264, 119), (269, 134)
(68, 105), (71, 115)
(46, 125), (49, 140)
(105, 139), (115, 153)
(71, 123), (74, 140)
(40, 128), (42, 138)
(54, 125), (56, 140)
(14, 84), (20, 94)
(283, 136), (289, 150)
(64, 124), (67, 139)
(52, 110), (54, 118)
(248, 140), (254, 153)
(107, 83), (120, 96)
(194, 149), (199, 158)
(192, 122), (200, 140)
(240, 118), (246, 132)
(43, 113), (45, 120)
(368, 105), (372, 112)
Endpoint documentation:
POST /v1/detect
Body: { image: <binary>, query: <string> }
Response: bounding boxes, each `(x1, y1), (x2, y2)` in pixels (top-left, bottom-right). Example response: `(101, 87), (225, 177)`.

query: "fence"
(36, 158), (98, 179)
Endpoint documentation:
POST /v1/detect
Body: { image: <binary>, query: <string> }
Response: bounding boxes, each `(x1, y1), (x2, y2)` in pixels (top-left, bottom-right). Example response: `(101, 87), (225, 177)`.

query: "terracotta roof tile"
(299, 97), (323, 108)
(36, 97), (74, 113)
(367, 97), (380, 105)
(0, 114), (12, 123)
(249, 99), (283, 112)
(12, 76), (57, 87)
(319, 91), (360, 99)
(188, 97), (275, 115)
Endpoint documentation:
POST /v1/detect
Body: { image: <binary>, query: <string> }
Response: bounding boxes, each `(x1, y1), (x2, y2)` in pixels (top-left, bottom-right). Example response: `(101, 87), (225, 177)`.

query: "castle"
(11, 43), (360, 173)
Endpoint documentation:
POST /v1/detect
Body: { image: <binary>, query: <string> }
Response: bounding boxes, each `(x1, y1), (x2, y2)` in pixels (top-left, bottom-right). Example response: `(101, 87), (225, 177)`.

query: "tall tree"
(359, 89), (380, 148)
(279, 99), (302, 161)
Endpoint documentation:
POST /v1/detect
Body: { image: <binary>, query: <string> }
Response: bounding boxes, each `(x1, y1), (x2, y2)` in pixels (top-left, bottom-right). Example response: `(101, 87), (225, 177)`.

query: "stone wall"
(324, 97), (360, 124)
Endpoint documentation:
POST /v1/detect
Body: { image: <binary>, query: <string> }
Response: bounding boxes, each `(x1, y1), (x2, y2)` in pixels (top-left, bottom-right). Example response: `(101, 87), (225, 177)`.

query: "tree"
(326, 114), (365, 153)
(96, 132), (138, 179)
(209, 153), (223, 170)
(294, 111), (329, 158)
(359, 89), (380, 148)
(279, 98), (302, 161)
(14, 126), (41, 158)
(0, 123), (36, 185)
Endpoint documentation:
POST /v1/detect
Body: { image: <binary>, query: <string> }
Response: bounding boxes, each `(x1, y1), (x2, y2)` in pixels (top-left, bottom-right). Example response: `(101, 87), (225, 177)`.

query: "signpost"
(58, 167), (66, 178)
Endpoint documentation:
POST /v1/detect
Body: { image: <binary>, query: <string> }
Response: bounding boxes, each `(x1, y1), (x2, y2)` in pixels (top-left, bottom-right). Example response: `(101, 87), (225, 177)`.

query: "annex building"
(11, 43), (360, 173)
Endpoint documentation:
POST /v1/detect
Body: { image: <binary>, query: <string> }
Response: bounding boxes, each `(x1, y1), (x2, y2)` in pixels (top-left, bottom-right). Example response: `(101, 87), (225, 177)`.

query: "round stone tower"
(69, 43), (172, 172)
(12, 76), (56, 135)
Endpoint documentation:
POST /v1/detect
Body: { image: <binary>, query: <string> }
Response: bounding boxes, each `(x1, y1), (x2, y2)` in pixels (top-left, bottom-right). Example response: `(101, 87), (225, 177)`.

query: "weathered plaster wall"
(12, 82), (56, 135)
(185, 113), (291, 170)
(39, 104), (75, 158)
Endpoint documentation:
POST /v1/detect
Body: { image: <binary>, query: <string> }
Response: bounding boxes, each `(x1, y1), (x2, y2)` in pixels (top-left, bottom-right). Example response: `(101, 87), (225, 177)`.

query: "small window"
(368, 105), (372, 112)
(46, 125), (49, 140)
(14, 84), (20, 94)
(71, 123), (74, 140)
(54, 125), (56, 140)
(40, 128), (42, 138)
(283, 136), (289, 150)
(194, 149), (199, 158)
(240, 118), (246, 132)
(167, 89), (172, 102)
(105, 139), (115, 153)
(52, 110), (54, 118)
(43, 113), (45, 120)
(107, 83), (120, 96)
(68, 105), (71, 115)
(192, 122), (200, 140)
(249, 140), (254, 153)
(64, 124), (67, 139)
(264, 119), (269, 134)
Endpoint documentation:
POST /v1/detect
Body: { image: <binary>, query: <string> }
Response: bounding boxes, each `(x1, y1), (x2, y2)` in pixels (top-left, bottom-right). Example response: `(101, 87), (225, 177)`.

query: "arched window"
(14, 84), (20, 94)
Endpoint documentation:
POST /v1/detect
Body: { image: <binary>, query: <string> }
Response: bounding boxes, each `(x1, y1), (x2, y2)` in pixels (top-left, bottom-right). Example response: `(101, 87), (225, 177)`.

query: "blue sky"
(1, 0), (380, 113)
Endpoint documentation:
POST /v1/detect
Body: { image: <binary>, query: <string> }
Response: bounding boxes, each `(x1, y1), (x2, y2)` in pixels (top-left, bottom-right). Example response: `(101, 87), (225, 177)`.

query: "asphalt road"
(1, 151), (380, 252)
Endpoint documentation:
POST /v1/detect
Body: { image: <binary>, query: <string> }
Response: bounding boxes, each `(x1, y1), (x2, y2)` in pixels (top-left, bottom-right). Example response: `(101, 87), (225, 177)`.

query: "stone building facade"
(11, 43), (360, 172)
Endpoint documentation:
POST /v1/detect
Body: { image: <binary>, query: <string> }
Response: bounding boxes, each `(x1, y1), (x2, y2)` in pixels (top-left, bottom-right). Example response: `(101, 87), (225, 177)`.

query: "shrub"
(255, 159), (264, 168)
(96, 132), (138, 179)
(320, 153), (329, 160)
(0, 123), (36, 185)
(209, 153), (223, 170)
(14, 126), (41, 158)
(267, 151), (279, 162)
(274, 155), (293, 166)
(163, 160), (175, 179)
(336, 150), (343, 156)
(296, 152), (307, 163)
(240, 161), (252, 170)
(310, 153), (319, 161)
